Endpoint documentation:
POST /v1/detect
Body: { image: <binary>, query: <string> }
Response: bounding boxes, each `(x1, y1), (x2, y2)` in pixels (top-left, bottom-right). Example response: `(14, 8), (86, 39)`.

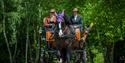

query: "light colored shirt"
(74, 15), (77, 21)
(50, 16), (54, 22)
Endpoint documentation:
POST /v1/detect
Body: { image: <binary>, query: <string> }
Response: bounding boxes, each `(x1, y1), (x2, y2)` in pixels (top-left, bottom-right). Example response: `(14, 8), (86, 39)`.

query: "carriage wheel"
(40, 54), (44, 63)
(75, 50), (81, 63)
(48, 52), (52, 63)
(73, 49), (86, 63)
(40, 48), (45, 63)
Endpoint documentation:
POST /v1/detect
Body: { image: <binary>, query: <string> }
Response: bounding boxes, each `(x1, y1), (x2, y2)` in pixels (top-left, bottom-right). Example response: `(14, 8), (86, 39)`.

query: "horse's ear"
(90, 22), (94, 28)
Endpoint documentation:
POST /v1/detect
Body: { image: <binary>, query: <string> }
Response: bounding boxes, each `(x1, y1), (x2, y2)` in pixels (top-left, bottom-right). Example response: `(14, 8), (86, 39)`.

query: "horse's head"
(57, 14), (66, 37)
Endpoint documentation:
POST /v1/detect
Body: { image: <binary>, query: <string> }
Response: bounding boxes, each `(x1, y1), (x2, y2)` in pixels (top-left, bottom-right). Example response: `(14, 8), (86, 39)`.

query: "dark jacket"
(70, 15), (83, 32)
(70, 15), (83, 25)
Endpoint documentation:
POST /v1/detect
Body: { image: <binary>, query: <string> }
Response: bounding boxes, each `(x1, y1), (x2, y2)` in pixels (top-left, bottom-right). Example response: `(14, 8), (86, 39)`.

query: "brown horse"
(43, 14), (93, 63)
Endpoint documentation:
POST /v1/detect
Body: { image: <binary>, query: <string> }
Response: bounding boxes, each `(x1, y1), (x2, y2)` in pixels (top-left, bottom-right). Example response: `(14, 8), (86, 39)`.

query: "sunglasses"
(50, 12), (55, 13)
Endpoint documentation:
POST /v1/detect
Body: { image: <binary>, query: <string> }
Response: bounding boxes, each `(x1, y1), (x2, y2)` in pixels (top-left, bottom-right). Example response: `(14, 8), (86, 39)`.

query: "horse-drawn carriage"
(40, 16), (93, 63)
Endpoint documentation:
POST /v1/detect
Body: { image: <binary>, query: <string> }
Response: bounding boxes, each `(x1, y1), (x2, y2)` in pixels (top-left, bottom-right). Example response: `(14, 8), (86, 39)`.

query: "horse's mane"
(63, 14), (72, 25)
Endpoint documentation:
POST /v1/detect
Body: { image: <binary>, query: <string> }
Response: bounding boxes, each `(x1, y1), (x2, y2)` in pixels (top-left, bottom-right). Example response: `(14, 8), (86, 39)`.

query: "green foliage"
(94, 53), (104, 63)
(0, 0), (125, 63)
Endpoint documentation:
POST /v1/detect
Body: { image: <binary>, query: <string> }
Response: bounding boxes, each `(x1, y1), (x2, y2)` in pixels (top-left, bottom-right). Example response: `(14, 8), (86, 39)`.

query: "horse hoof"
(59, 58), (63, 63)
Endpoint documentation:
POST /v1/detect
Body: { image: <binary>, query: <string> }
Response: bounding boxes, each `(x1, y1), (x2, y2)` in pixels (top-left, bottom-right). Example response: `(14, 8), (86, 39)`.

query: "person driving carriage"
(70, 8), (83, 32)
(43, 8), (57, 44)
(70, 8), (83, 41)
(43, 9), (57, 32)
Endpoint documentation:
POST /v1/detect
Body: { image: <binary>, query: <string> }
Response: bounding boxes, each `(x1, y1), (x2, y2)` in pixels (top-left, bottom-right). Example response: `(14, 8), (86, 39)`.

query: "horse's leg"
(66, 47), (72, 63)
(56, 39), (63, 63)
(82, 48), (86, 63)
(57, 45), (62, 63)
(62, 50), (66, 63)
(64, 39), (72, 63)
(78, 41), (87, 63)
(56, 40), (60, 59)
(58, 39), (70, 63)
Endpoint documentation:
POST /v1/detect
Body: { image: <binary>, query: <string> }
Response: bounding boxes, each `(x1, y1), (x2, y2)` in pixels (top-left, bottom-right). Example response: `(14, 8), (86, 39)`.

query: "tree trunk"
(13, 40), (17, 63)
(2, 0), (13, 63)
(12, 25), (17, 63)
(35, 26), (40, 63)
(25, 2), (29, 63)
(29, 39), (34, 63)
(25, 25), (29, 63)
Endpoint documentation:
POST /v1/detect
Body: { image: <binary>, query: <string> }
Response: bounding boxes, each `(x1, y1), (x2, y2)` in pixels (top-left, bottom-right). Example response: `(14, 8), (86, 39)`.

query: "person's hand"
(54, 12), (57, 16)
(48, 24), (53, 28)
(49, 24), (53, 26)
